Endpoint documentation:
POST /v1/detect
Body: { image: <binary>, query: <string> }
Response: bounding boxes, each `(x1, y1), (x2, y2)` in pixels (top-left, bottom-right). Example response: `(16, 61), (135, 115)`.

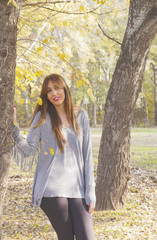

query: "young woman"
(12, 73), (96, 240)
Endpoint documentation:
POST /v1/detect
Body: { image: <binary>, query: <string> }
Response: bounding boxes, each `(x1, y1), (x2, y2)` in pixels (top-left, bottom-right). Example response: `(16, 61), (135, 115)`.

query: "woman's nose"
(51, 89), (58, 96)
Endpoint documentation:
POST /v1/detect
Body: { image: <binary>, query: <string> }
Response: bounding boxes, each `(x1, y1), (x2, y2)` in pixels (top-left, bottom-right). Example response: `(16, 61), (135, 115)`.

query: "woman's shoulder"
(35, 110), (41, 118)
(73, 106), (81, 117)
(74, 106), (88, 119)
(32, 111), (50, 127)
(35, 110), (50, 120)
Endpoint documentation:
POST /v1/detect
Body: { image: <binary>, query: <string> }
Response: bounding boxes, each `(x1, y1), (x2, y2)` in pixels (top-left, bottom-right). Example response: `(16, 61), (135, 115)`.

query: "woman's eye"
(47, 89), (51, 93)
(54, 86), (59, 90)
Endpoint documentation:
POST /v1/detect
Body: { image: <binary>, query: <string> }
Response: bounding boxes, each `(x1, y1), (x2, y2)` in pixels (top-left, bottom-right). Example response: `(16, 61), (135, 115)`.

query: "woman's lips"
(53, 97), (60, 101)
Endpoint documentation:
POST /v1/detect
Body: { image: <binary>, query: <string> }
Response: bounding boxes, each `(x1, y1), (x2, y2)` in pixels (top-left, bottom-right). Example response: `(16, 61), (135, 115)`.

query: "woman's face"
(47, 81), (65, 107)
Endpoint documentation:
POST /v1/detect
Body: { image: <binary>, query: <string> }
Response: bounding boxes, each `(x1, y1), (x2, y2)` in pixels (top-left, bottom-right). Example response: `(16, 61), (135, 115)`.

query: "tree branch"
(17, 44), (58, 66)
(17, 38), (59, 53)
(22, 0), (73, 7)
(98, 22), (122, 46)
(23, 4), (101, 15)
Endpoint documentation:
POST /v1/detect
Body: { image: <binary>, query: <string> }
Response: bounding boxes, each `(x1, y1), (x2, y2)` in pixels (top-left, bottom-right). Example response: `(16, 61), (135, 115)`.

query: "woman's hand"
(87, 203), (95, 213)
(13, 105), (17, 124)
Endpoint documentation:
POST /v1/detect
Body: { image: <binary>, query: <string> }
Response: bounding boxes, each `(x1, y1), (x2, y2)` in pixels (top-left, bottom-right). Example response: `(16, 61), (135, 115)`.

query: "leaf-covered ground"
(2, 128), (157, 240)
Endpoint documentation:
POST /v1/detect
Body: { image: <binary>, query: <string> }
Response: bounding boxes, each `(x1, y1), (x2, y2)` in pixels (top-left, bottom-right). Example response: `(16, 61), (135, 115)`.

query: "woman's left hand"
(87, 203), (95, 213)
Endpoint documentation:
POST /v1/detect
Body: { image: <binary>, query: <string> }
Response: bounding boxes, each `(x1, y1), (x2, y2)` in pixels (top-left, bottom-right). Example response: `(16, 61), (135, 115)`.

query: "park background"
(1, 0), (157, 239)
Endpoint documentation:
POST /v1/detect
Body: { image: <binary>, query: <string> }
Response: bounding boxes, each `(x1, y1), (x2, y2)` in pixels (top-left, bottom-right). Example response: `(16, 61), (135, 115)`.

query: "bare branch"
(17, 44), (71, 74)
(22, 0), (73, 7)
(22, 3), (101, 15)
(17, 55), (50, 74)
(17, 38), (58, 52)
(98, 22), (122, 46)
(17, 7), (39, 34)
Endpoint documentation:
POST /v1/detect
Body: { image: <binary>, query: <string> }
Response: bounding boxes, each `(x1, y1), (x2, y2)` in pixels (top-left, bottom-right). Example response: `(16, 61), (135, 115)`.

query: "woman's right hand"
(13, 105), (17, 124)
(87, 203), (95, 213)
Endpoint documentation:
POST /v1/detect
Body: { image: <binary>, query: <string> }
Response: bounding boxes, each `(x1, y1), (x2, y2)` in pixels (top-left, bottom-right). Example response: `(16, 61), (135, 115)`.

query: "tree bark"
(93, 95), (97, 127)
(0, 0), (19, 237)
(152, 63), (157, 125)
(95, 0), (157, 211)
(141, 96), (149, 127)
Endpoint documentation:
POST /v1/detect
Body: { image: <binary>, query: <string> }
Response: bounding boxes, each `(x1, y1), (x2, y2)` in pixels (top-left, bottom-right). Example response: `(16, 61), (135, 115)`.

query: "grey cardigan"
(12, 108), (96, 207)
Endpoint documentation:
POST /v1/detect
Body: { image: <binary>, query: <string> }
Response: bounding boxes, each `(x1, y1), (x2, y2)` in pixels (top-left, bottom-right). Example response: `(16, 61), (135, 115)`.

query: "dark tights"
(40, 197), (95, 240)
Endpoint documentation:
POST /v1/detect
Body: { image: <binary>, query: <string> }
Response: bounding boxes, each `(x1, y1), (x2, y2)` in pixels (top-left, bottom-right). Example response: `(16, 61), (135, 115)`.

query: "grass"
(131, 128), (157, 133)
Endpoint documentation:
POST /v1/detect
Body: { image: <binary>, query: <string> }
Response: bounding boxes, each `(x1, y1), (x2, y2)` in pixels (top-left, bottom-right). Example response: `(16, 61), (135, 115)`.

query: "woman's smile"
(53, 96), (61, 101)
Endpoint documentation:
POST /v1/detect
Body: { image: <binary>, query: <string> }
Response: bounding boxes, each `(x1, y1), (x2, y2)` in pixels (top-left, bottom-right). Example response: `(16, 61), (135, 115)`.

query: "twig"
(98, 22), (122, 46)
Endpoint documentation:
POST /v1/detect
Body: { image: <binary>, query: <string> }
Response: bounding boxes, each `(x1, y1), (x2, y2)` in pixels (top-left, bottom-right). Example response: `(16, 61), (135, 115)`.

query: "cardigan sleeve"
(12, 111), (41, 171)
(82, 110), (96, 205)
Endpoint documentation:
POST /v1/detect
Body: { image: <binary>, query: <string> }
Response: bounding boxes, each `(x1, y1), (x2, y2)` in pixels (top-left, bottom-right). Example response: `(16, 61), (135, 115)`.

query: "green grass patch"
(131, 128), (157, 133)
(130, 146), (157, 170)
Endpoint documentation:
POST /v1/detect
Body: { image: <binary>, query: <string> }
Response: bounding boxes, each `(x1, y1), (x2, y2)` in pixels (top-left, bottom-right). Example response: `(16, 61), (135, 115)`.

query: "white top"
(43, 126), (85, 198)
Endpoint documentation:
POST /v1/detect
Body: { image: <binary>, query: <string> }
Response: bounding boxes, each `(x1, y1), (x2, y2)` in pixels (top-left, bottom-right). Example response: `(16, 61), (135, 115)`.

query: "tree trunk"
(93, 96), (97, 127)
(141, 96), (149, 127)
(152, 63), (157, 125)
(95, 0), (157, 211)
(0, 1), (19, 237)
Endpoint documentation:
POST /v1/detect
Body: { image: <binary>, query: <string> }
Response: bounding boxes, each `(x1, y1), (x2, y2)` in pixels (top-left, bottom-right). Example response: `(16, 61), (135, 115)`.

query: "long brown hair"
(27, 74), (80, 153)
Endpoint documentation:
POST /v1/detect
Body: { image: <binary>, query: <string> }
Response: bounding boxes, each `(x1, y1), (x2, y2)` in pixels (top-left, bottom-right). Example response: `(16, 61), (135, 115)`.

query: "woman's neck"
(55, 104), (70, 128)
(54, 103), (66, 115)
(54, 104), (68, 121)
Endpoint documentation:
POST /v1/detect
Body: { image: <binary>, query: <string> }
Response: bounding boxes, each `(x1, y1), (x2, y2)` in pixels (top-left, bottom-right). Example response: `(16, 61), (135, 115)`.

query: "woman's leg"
(68, 198), (95, 240)
(40, 197), (74, 240)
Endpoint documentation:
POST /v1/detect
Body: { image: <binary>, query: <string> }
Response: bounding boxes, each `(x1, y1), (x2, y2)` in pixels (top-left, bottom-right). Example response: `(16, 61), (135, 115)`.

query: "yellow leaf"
(84, 15), (88, 21)
(27, 100), (30, 104)
(49, 148), (54, 155)
(87, 88), (93, 96)
(90, 95), (94, 103)
(44, 152), (48, 155)
(12, 0), (17, 7)
(13, 121), (17, 126)
(38, 97), (42, 106)
(38, 148), (41, 153)
(7, 0), (12, 5)
(79, 5), (85, 12)
(71, 74), (75, 80)
(58, 53), (66, 62)
(36, 71), (43, 77)
(41, 141), (45, 145)
(43, 39), (48, 44)
(125, 0), (130, 5)
(37, 47), (43, 53)
(76, 80), (83, 88)
(63, 21), (67, 27)
(30, 94), (34, 98)
(23, 130), (26, 135)
(19, 98), (24, 105)
(97, 0), (100, 4)
(87, 88), (94, 102)
(22, 87), (26, 91)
